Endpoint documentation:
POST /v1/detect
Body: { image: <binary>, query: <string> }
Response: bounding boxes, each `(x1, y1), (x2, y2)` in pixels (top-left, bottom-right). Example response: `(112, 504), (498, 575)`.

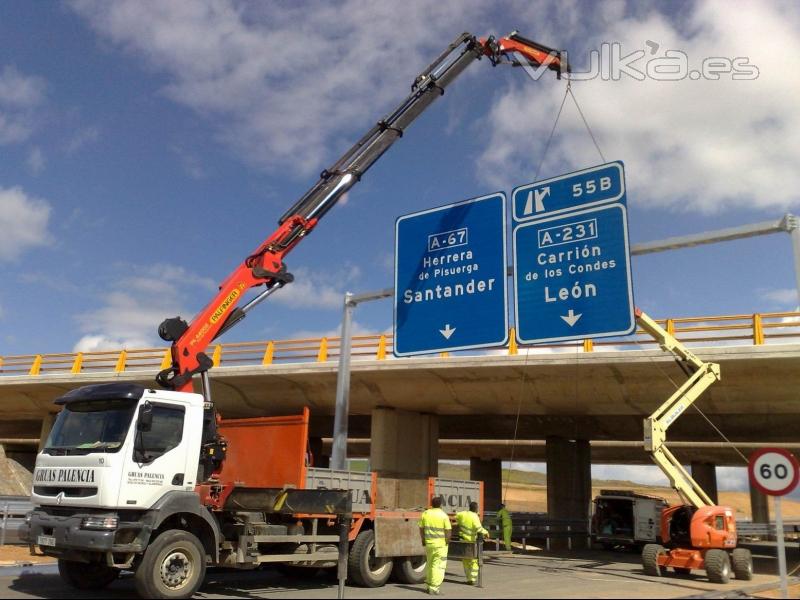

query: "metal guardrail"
(483, 511), (590, 551)
(1, 311), (799, 377)
(0, 496), (31, 546)
(737, 521), (800, 541)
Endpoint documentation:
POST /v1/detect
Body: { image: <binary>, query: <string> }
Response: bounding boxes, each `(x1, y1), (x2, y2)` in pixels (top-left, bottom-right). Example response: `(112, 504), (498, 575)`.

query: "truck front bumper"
(23, 509), (147, 560)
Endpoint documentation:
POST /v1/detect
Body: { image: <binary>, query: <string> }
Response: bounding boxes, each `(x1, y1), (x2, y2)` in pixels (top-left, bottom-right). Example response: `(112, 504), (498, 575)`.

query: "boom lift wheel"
(642, 544), (666, 576)
(705, 549), (731, 584)
(731, 548), (753, 580)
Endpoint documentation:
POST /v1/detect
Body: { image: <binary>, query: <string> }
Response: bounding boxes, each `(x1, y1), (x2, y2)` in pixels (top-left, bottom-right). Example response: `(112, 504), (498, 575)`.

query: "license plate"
(37, 535), (56, 547)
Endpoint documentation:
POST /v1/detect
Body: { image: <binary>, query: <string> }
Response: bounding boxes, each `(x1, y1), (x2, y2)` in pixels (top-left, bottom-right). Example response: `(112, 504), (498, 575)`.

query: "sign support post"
(748, 447), (800, 599)
(775, 495), (788, 599)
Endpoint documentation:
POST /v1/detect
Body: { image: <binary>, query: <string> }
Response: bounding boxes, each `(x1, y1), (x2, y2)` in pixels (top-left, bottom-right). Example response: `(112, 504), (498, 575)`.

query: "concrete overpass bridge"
(2, 310), (799, 523)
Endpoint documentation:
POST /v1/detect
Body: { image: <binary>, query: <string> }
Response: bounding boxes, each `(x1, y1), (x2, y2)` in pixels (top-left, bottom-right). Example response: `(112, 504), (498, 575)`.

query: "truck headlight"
(80, 516), (118, 530)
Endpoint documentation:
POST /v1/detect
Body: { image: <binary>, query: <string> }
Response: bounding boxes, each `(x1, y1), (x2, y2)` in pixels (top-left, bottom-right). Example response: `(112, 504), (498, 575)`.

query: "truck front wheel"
(348, 530), (393, 587)
(134, 530), (207, 599)
(58, 559), (119, 590)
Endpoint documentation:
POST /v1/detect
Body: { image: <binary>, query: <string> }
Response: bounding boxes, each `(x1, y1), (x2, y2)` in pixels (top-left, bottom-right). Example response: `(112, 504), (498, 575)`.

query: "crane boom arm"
(155, 32), (567, 393)
(636, 308), (721, 508)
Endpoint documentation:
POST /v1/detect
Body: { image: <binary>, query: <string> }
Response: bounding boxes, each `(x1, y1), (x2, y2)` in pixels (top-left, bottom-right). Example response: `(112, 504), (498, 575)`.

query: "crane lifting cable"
(502, 76), (609, 503)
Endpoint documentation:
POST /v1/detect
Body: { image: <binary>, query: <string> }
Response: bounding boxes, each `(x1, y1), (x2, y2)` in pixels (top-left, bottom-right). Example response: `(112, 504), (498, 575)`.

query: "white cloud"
(271, 265), (361, 310)
(478, 1), (800, 213)
(73, 263), (216, 351)
(760, 287), (798, 307)
(69, 0), (487, 176)
(0, 65), (46, 145)
(171, 144), (206, 179)
(66, 125), (100, 154)
(26, 147), (45, 173)
(0, 186), (52, 261)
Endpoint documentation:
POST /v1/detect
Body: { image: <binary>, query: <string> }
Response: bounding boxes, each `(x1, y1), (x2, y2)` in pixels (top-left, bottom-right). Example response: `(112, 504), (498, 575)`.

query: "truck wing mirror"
(137, 402), (153, 432)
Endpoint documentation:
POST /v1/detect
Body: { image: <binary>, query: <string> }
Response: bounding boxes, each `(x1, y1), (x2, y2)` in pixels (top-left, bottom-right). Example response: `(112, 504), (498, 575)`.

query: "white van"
(591, 490), (669, 549)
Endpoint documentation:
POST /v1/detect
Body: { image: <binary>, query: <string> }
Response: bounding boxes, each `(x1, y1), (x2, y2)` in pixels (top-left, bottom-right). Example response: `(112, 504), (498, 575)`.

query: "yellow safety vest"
(456, 510), (488, 542)
(418, 508), (452, 548)
(497, 508), (512, 527)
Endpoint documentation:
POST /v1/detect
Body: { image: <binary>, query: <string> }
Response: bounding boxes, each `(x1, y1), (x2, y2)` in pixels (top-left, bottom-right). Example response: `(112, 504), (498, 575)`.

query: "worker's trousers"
(462, 557), (479, 583)
(424, 545), (448, 593)
(502, 524), (512, 551)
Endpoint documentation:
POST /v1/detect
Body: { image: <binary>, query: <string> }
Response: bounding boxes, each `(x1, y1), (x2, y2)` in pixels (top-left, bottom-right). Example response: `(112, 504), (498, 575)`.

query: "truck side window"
(714, 515), (725, 530)
(136, 405), (185, 461)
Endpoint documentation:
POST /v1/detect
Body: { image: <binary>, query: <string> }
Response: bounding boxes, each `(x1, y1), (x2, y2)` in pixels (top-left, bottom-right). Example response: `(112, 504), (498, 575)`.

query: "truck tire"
(642, 544), (665, 576)
(732, 548), (753, 581)
(134, 530), (207, 599)
(58, 559), (120, 590)
(348, 530), (393, 588)
(705, 549), (731, 584)
(391, 555), (426, 584)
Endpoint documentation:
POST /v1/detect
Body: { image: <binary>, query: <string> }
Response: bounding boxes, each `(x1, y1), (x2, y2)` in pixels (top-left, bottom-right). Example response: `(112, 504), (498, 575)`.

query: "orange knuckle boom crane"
(153, 31), (566, 481)
(155, 32), (566, 394)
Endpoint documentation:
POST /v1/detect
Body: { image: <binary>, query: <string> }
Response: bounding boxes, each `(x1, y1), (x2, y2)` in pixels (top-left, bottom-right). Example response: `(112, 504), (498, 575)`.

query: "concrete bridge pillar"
(369, 407), (438, 478)
(546, 437), (591, 551)
(691, 461), (719, 504)
(470, 457), (502, 511)
(749, 479), (770, 523)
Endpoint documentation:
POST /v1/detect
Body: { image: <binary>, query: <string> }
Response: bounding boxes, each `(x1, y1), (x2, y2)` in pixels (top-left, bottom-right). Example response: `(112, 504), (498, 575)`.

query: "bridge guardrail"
(2, 311), (799, 378)
(0, 496), (32, 546)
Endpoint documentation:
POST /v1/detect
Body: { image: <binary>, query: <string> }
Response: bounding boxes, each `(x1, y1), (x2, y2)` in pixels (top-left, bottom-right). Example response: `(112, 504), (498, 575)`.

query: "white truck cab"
(32, 383), (204, 511)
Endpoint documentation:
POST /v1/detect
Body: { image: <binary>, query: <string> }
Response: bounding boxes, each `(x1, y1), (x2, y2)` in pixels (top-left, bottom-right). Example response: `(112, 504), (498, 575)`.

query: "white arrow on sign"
(439, 324), (456, 339)
(523, 186), (551, 215)
(560, 310), (582, 327)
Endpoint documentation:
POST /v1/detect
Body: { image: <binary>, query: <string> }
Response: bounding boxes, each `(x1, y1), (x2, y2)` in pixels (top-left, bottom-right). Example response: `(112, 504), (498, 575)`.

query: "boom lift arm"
(636, 308), (721, 508)
(156, 32), (567, 393)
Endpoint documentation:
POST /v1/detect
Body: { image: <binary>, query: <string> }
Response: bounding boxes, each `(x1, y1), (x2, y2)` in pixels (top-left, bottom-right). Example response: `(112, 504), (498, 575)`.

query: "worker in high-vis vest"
(497, 503), (512, 551)
(418, 496), (452, 595)
(455, 501), (488, 585)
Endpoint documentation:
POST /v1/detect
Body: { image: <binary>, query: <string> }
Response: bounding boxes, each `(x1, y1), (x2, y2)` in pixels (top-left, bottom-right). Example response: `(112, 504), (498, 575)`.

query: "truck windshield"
(44, 399), (137, 455)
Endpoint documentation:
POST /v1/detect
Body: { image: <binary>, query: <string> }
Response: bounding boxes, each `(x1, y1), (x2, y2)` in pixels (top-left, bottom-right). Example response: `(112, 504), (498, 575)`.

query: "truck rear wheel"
(705, 549), (731, 584)
(732, 548), (753, 580)
(58, 559), (120, 590)
(134, 530), (207, 599)
(391, 555), (426, 584)
(642, 544), (665, 576)
(348, 530), (393, 588)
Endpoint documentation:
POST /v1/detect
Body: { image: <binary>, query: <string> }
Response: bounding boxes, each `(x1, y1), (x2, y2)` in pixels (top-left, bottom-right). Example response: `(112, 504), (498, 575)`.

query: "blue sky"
(1, 2), (799, 489)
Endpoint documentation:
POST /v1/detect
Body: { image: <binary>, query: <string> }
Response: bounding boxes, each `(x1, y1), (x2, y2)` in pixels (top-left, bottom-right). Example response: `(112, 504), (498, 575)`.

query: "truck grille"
(34, 486), (98, 498)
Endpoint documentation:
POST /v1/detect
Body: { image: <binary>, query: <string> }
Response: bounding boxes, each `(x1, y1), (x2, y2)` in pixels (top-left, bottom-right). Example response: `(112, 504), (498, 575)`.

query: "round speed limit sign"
(748, 448), (800, 496)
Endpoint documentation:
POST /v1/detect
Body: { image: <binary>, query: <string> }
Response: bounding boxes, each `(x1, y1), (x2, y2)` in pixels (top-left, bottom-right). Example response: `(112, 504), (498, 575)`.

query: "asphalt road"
(0, 548), (793, 599)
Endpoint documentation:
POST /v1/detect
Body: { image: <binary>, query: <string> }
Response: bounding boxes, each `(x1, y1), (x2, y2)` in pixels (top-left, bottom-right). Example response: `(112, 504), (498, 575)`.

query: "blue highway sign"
(513, 202), (635, 344)
(512, 161), (624, 222)
(394, 193), (508, 356)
